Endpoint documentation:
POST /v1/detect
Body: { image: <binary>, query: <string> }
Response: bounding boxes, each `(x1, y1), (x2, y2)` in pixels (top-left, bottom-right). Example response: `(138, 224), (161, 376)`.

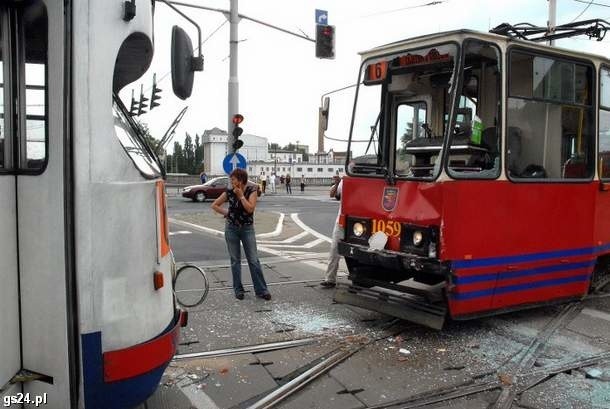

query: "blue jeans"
(224, 223), (270, 296)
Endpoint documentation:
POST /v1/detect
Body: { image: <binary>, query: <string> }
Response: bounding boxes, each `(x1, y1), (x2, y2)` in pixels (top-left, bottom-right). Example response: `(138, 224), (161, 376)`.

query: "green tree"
(134, 119), (160, 153)
(194, 134), (203, 173)
(183, 133), (194, 174)
(173, 141), (185, 173)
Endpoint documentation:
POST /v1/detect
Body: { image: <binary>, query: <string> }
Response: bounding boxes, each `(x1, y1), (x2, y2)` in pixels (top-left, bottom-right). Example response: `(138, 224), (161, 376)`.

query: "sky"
(119, 0), (610, 156)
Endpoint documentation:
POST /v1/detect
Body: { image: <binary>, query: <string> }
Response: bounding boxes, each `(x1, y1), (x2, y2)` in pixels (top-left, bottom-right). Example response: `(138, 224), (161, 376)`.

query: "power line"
(144, 19), (228, 93)
(571, 0), (595, 23)
(573, 0), (610, 7)
(362, 0), (447, 18)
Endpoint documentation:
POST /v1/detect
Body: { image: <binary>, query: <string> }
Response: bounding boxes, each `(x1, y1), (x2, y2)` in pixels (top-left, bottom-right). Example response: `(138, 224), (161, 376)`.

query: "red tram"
(335, 26), (610, 329)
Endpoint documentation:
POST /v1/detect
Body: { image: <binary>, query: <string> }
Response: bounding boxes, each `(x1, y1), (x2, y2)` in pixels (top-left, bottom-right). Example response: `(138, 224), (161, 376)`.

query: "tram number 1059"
(371, 219), (401, 237)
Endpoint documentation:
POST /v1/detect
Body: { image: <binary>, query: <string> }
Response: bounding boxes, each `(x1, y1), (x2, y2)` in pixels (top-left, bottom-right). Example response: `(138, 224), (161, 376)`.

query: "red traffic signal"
(315, 24), (335, 59)
(232, 114), (244, 125)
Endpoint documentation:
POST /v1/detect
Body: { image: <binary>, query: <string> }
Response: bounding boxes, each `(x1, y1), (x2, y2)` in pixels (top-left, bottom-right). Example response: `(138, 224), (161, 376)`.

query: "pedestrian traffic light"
(129, 89), (139, 116)
(315, 24), (335, 59)
(232, 114), (244, 150)
(137, 84), (148, 116)
(150, 73), (162, 110)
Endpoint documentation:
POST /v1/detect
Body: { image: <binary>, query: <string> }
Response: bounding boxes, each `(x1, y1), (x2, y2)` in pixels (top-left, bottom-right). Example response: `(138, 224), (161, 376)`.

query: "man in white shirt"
(321, 176), (343, 288)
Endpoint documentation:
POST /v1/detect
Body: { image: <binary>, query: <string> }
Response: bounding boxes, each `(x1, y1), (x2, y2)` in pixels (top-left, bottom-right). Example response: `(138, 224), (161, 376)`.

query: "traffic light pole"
(228, 0), (239, 154)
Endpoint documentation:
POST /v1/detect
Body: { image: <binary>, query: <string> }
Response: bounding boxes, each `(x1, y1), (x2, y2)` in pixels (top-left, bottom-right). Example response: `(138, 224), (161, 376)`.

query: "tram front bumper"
(338, 241), (447, 275)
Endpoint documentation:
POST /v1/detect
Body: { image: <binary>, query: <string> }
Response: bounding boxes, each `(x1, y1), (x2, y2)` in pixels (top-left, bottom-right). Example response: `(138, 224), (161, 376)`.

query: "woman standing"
(211, 169), (272, 300)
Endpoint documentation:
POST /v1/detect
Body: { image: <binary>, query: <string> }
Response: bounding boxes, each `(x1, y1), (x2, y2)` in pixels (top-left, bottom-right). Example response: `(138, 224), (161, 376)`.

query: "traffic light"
(137, 84), (148, 116)
(150, 73), (162, 110)
(232, 114), (244, 151)
(315, 24), (335, 59)
(129, 89), (139, 116)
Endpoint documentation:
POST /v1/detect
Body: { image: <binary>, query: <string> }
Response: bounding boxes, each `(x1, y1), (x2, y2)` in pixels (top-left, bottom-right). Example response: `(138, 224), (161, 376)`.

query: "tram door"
(0, 1), (72, 408)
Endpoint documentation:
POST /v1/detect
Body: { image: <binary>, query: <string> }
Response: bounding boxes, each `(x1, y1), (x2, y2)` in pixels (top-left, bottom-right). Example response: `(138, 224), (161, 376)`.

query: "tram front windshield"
(349, 43), (458, 180)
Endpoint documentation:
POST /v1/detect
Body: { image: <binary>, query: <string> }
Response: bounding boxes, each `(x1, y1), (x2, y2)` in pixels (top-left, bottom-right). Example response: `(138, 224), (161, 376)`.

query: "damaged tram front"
(336, 30), (610, 329)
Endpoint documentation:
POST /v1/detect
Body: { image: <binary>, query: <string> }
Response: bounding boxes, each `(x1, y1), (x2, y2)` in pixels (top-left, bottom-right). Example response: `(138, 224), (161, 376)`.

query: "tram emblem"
(382, 187), (399, 212)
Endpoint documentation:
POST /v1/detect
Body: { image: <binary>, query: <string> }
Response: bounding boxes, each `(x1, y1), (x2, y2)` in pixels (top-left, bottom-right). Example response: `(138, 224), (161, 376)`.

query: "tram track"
(360, 299), (606, 409)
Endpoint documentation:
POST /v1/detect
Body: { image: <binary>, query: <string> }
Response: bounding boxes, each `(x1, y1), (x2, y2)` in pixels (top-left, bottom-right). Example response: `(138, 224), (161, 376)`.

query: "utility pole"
(228, 0), (239, 154)
(547, 0), (557, 46)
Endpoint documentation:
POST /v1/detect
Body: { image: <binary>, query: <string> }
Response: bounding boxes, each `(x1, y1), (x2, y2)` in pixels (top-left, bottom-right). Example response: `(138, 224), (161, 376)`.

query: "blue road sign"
(223, 153), (247, 175)
(315, 9), (328, 25)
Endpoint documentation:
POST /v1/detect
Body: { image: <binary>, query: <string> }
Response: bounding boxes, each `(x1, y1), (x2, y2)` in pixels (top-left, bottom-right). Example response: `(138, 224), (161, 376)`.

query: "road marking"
(258, 230), (309, 244)
(261, 238), (325, 249)
(169, 230), (192, 236)
(290, 213), (332, 243)
(257, 244), (327, 271)
(256, 213), (285, 238)
(169, 218), (225, 238)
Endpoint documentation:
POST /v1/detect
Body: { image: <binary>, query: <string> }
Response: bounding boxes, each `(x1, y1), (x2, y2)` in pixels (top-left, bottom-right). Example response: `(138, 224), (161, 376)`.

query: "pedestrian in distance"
(211, 168), (272, 301)
(261, 172), (267, 194)
(269, 172), (276, 193)
(321, 176), (343, 288)
(200, 171), (207, 184)
(285, 173), (292, 194)
(300, 174), (305, 193)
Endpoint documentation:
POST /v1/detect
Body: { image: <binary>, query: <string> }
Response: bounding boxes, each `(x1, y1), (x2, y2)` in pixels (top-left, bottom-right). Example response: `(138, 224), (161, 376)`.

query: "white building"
(202, 128), (271, 175)
(269, 150), (303, 164)
(202, 127), (228, 175)
(248, 161), (344, 179)
(240, 134), (269, 162)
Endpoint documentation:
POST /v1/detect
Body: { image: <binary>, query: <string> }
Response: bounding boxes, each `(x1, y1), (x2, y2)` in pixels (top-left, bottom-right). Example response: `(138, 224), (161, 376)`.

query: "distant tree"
(135, 119), (160, 153)
(173, 141), (185, 173)
(183, 133), (195, 174)
(268, 142), (280, 151)
(194, 134), (203, 173)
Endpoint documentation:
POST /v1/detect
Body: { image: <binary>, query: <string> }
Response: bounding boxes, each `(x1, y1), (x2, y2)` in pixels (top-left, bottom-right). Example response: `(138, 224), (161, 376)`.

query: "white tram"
(0, 1), (199, 407)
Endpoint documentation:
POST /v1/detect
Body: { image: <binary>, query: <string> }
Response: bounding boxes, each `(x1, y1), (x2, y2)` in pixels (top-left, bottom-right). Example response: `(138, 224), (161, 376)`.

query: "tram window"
(599, 68), (610, 180)
(113, 97), (162, 179)
(395, 102), (428, 176)
(508, 51), (593, 180)
(20, 2), (47, 171)
(448, 41), (501, 179)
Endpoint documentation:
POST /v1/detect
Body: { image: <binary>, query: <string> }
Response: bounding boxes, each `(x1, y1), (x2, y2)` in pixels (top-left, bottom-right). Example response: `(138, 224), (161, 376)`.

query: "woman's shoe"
(320, 281), (336, 288)
(257, 293), (272, 301)
(235, 292), (245, 300)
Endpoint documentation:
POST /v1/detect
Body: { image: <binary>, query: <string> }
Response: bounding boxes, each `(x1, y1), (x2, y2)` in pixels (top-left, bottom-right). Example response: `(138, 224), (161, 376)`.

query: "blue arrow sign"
(223, 153), (247, 175)
(315, 9), (328, 25)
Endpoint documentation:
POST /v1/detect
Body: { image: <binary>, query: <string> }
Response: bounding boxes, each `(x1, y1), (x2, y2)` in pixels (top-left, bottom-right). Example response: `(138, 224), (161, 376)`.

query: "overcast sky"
(119, 0), (610, 156)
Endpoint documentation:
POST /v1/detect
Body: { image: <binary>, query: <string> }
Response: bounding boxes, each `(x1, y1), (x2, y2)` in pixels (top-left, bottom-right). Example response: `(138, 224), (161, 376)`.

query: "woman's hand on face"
(234, 186), (244, 199)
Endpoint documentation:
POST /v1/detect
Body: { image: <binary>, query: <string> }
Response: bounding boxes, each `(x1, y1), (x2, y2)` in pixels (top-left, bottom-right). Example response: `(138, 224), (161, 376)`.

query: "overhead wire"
(570, 0), (595, 23)
(361, 0), (447, 18)
(144, 19), (228, 92)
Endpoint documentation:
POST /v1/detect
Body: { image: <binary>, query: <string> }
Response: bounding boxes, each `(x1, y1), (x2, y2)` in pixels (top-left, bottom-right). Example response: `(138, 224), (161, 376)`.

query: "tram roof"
(359, 29), (610, 65)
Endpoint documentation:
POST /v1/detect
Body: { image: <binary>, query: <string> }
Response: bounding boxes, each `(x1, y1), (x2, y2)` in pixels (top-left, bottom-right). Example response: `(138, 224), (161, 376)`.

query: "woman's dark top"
(226, 185), (255, 226)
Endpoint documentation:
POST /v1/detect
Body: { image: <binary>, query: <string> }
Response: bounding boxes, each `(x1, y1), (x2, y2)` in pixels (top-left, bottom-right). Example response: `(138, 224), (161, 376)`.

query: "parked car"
(182, 176), (261, 202)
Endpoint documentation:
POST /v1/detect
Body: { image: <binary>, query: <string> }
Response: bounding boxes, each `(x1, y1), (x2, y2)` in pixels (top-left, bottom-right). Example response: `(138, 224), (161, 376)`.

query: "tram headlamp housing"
(401, 224), (439, 258)
(412, 231), (424, 246)
(353, 222), (366, 237)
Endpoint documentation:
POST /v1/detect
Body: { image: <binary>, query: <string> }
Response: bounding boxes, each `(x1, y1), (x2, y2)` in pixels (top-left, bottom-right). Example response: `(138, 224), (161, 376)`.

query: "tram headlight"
(353, 222), (366, 237)
(412, 231), (424, 246)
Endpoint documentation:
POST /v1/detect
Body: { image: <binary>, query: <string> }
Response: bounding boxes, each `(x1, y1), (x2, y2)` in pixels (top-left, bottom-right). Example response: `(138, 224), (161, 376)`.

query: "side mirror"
(171, 26), (203, 100)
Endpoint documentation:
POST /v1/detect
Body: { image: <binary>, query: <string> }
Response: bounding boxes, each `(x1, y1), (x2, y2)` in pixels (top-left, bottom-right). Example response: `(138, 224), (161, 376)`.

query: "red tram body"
(335, 29), (610, 328)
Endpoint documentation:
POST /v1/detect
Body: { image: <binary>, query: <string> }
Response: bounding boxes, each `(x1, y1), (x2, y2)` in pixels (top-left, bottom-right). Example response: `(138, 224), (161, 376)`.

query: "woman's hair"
(230, 168), (248, 184)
